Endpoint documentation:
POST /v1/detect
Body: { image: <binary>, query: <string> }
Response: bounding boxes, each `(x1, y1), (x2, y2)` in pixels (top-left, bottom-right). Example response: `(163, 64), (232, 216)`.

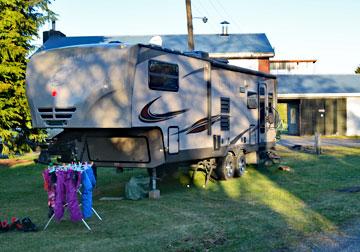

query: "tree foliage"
(0, 0), (55, 155)
(356, 66), (360, 74)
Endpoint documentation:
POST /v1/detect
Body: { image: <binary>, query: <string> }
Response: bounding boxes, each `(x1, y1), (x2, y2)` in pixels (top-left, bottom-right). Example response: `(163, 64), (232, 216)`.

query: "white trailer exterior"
(26, 43), (277, 180)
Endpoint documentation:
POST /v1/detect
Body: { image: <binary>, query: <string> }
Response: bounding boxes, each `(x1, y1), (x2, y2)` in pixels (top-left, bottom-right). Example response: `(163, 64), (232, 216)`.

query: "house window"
(148, 60), (179, 92)
(290, 108), (296, 124)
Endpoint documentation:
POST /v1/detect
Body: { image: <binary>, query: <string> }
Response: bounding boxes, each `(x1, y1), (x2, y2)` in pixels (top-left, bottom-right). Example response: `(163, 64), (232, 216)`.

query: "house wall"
(277, 98), (347, 136)
(228, 59), (258, 71)
(300, 98), (346, 136)
(228, 59), (270, 73)
(258, 59), (270, 73)
(347, 97), (360, 136)
(270, 61), (316, 74)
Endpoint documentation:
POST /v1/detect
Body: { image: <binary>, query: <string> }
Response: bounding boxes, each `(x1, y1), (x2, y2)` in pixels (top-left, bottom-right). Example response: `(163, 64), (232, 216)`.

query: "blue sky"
(38, 0), (360, 74)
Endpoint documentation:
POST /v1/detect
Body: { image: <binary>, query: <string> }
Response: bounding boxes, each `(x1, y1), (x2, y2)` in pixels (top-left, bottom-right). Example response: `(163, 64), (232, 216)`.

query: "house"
(277, 74), (360, 136)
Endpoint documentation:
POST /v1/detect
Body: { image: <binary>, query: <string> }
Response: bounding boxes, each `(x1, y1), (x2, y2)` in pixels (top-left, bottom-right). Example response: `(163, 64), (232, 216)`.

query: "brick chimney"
(43, 20), (66, 44)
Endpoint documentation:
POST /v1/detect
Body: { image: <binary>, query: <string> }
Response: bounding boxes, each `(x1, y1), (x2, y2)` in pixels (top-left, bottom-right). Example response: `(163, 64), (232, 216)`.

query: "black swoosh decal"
(230, 125), (258, 145)
(139, 96), (189, 123)
(179, 115), (221, 134)
(182, 67), (205, 79)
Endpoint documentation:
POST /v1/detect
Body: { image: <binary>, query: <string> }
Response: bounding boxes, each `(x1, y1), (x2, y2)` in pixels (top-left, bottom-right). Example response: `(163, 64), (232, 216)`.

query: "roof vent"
(220, 21), (230, 36)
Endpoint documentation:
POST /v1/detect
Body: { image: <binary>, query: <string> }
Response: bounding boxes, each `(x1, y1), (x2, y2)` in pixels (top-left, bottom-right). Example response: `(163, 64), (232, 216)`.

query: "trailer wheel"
(234, 152), (246, 177)
(216, 152), (235, 180)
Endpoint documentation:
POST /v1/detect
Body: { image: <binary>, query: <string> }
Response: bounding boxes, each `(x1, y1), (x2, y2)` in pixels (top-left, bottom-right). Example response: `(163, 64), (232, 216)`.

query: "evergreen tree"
(356, 66), (360, 74)
(0, 0), (55, 155)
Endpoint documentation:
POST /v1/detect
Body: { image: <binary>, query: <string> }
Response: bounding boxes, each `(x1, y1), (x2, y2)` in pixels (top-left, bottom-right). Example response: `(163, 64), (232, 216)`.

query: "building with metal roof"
(42, 33), (274, 56)
(277, 74), (360, 136)
(41, 30), (274, 72)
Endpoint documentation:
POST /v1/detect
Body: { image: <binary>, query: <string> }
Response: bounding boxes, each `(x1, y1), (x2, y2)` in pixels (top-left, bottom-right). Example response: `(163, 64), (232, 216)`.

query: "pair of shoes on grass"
(0, 217), (37, 232)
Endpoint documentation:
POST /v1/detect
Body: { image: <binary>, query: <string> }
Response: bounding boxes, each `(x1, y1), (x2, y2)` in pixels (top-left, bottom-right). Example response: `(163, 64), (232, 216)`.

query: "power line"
(191, 0), (218, 33)
(193, 0), (219, 33)
(201, 0), (239, 33)
(213, 0), (243, 32)
(207, 0), (226, 22)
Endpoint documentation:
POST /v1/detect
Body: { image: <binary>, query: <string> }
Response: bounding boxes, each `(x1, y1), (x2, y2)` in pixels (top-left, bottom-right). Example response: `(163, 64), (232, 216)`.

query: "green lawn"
(1, 146), (360, 251)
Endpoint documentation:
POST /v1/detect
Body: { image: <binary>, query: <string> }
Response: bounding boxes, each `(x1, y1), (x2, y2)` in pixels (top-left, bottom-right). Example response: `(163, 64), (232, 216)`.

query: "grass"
(1, 145), (360, 251)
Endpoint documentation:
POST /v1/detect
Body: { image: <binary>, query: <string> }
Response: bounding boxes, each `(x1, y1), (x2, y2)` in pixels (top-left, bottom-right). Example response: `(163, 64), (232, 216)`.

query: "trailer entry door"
(168, 126), (179, 154)
(259, 83), (268, 143)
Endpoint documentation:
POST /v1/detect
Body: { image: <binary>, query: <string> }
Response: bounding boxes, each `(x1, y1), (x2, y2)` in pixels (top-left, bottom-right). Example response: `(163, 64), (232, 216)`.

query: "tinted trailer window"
(148, 60), (179, 92)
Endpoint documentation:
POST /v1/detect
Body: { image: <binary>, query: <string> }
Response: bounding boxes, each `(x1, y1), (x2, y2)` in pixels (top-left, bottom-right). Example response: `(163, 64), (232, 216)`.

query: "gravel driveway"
(278, 135), (360, 148)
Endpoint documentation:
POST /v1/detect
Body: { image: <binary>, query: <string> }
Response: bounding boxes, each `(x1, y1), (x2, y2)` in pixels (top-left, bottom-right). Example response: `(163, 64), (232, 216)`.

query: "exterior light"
(51, 89), (57, 97)
(193, 16), (208, 23)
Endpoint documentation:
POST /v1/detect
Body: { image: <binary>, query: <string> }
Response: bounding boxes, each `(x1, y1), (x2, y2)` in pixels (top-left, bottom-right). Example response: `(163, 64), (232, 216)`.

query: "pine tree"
(356, 66), (360, 74)
(0, 0), (55, 155)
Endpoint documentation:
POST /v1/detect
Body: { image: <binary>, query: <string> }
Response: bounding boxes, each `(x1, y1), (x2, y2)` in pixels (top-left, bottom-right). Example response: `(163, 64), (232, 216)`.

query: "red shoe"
(1, 220), (10, 232)
(10, 217), (23, 231)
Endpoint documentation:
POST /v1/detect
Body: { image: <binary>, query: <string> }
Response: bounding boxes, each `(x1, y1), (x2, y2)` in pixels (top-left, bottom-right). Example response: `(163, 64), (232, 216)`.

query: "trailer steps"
(190, 159), (217, 187)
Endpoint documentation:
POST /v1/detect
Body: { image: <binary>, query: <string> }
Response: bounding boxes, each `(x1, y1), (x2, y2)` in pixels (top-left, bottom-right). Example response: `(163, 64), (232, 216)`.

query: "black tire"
(234, 152), (246, 177)
(216, 152), (235, 180)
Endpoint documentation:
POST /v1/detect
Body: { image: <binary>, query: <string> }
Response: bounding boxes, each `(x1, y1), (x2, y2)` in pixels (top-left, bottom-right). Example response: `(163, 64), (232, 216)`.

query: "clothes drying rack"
(43, 189), (102, 231)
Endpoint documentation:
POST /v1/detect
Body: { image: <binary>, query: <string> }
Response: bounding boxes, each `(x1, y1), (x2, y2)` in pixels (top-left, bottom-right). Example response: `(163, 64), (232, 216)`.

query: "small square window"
(247, 91), (258, 109)
(148, 60), (179, 92)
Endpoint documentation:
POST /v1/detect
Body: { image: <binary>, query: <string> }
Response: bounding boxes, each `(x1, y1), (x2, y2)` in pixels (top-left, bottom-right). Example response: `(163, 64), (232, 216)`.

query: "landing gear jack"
(149, 168), (160, 199)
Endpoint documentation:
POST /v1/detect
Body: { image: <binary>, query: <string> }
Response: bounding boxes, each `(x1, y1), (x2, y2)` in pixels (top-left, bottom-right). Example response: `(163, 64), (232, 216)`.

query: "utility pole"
(185, 0), (194, 50)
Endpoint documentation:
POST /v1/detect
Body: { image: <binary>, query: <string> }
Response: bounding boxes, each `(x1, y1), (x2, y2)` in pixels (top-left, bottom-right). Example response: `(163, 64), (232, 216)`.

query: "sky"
(37, 0), (360, 74)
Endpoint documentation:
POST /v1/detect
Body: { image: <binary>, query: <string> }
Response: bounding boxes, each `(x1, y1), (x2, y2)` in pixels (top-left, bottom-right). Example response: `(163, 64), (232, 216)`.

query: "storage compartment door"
(168, 126), (179, 154)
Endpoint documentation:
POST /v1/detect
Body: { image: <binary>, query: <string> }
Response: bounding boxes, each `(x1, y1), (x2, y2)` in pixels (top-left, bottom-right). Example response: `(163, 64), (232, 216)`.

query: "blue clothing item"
(81, 168), (96, 219)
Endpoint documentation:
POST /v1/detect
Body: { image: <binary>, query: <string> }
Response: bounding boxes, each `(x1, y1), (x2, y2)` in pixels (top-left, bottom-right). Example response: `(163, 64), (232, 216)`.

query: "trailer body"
(26, 43), (277, 169)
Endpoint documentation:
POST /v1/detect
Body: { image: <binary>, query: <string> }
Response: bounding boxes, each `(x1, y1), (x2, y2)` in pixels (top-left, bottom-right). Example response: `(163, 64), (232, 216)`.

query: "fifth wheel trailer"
(26, 43), (277, 182)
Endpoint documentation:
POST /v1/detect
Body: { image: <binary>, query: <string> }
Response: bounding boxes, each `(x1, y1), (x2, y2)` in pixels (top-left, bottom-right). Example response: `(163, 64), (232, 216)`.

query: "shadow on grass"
(1, 146), (359, 251)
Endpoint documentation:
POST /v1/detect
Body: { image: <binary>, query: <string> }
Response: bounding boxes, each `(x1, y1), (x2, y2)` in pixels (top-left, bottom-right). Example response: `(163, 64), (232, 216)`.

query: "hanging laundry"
(43, 162), (100, 224)
(54, 169), (83, 222)
(81, 166), (96, 219)
(42, 169), (56, 218)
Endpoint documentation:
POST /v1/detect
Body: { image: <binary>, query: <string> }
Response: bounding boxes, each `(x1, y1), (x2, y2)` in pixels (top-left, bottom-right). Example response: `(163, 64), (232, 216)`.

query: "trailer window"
(148, 60), (179, 92)
(247, 91), (258, 109)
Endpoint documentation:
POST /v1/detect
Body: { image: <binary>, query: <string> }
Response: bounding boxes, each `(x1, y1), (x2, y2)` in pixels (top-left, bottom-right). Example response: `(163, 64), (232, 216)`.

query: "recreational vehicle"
(26, 43), (277, 186)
